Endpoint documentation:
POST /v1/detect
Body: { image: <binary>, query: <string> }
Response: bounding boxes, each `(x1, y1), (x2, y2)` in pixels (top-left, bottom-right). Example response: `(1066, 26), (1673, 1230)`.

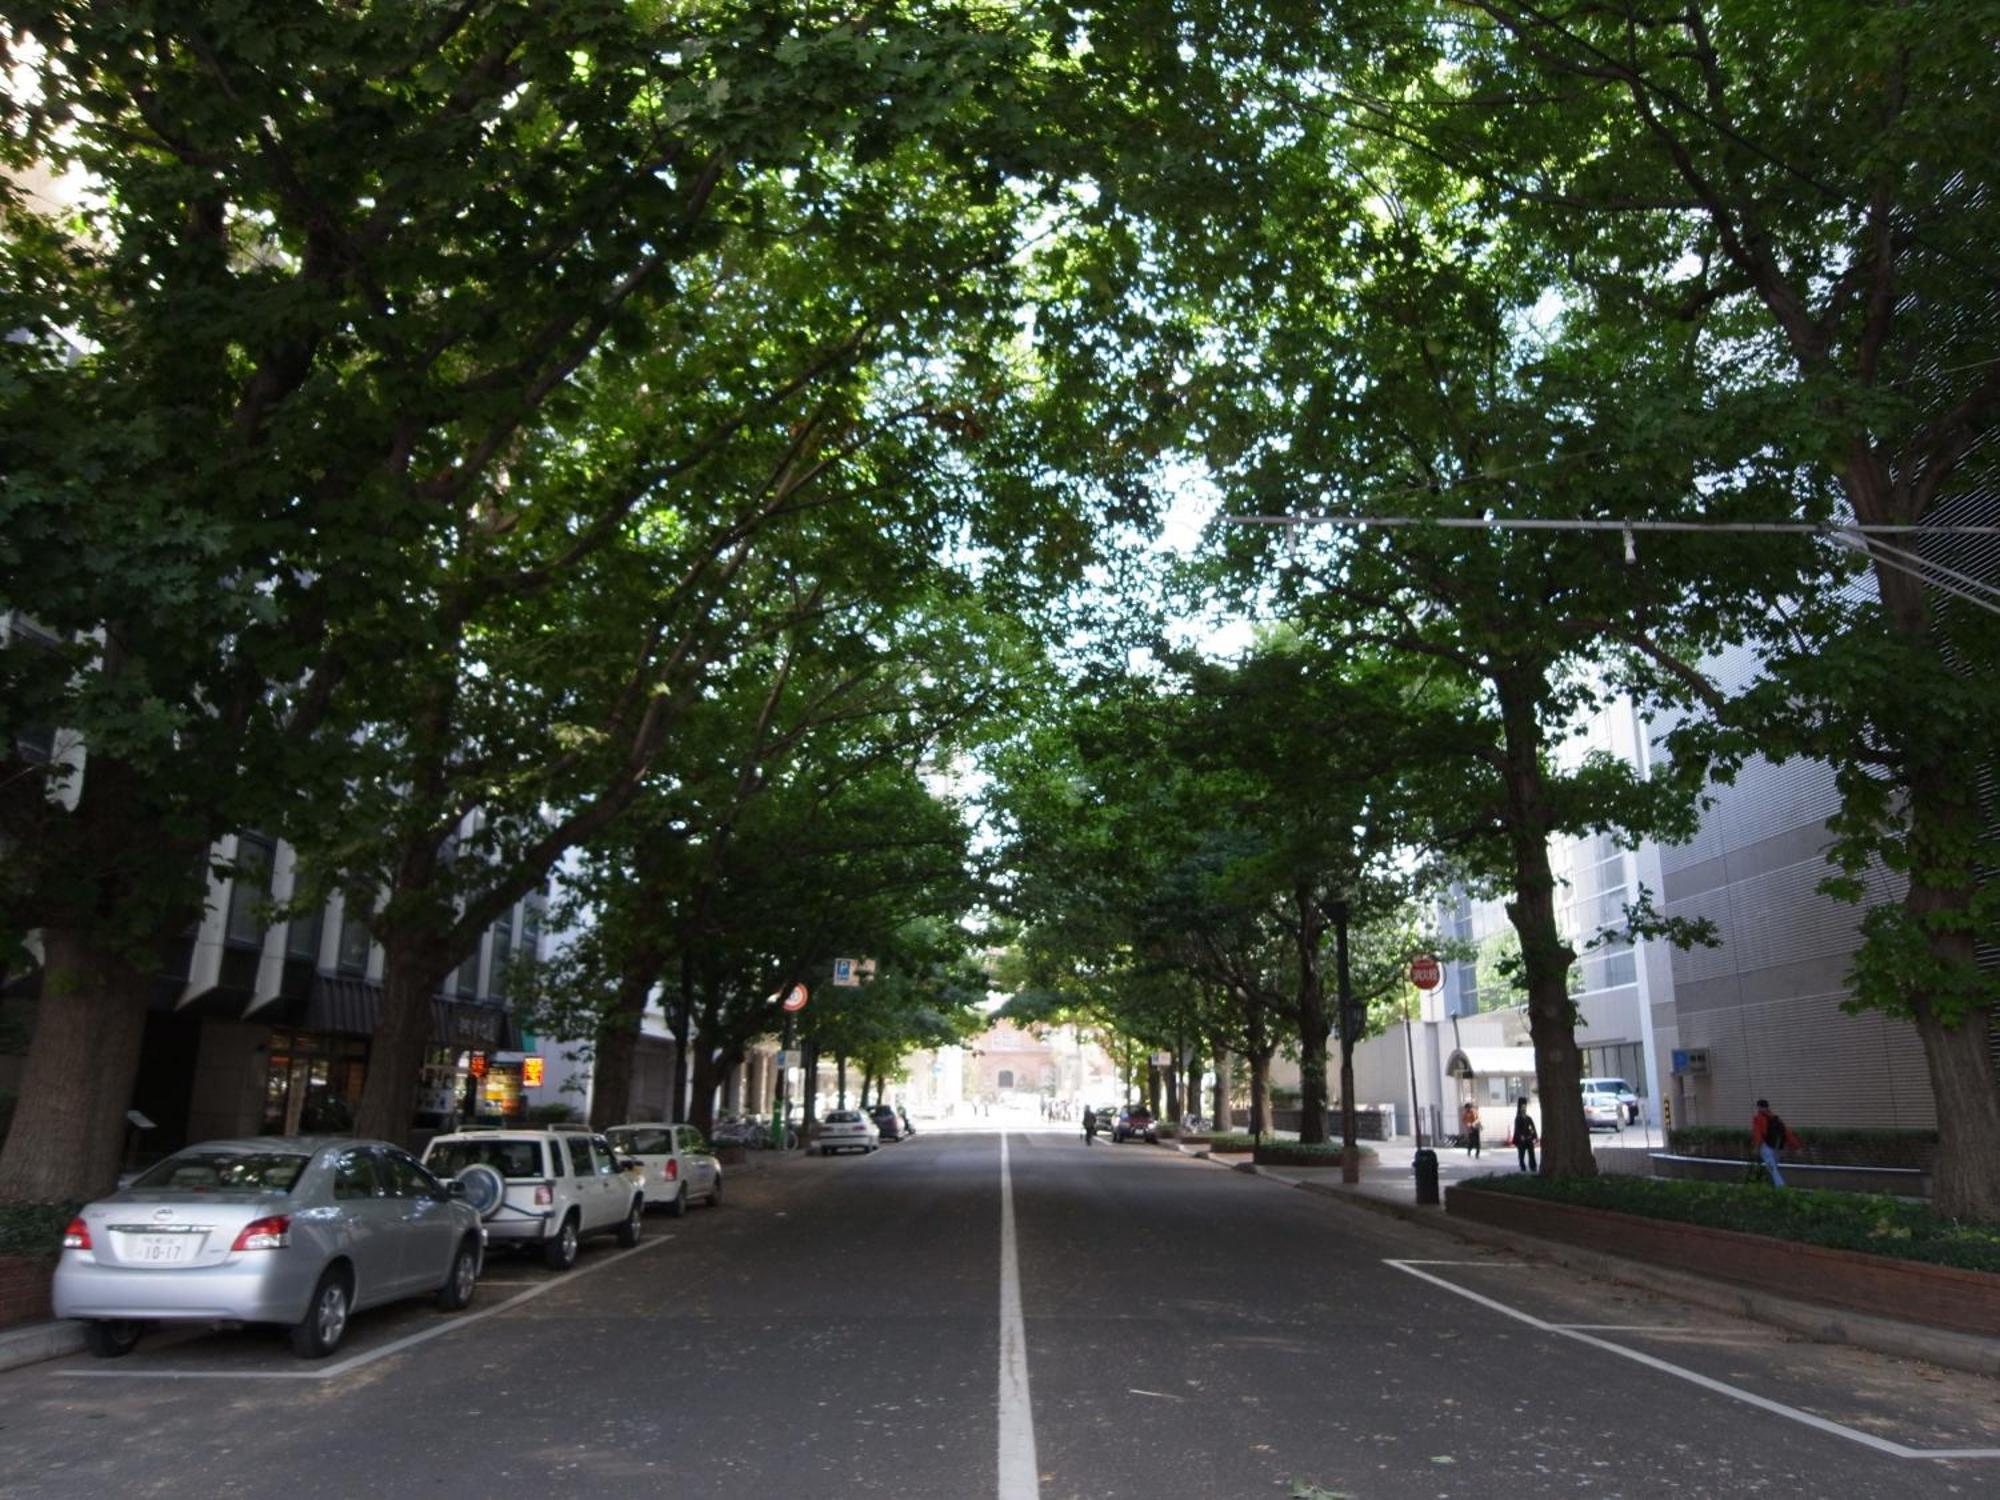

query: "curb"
(1241, 1165), (2000, 1380)
(0, 1319), (84, 1375)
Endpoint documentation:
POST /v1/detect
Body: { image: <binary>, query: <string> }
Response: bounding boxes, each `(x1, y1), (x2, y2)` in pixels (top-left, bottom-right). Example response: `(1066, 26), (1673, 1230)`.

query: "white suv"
(423, 1128), (646, 1271)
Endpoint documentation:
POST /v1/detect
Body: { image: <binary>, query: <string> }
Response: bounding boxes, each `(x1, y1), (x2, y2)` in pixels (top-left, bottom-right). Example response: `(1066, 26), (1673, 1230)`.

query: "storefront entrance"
(261, 1028), (369, 1135)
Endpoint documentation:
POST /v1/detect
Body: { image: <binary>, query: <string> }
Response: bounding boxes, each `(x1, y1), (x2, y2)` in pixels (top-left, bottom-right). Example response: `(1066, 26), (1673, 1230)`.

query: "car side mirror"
(445, 1179), (468, 1199)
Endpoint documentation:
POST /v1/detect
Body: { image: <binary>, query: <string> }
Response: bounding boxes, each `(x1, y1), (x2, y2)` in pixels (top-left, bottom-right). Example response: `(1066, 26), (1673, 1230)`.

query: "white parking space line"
(997, 1132), (1039, 1500)
(1386, 1259), (2000, 1461)
(61, 1234), (675, 1382)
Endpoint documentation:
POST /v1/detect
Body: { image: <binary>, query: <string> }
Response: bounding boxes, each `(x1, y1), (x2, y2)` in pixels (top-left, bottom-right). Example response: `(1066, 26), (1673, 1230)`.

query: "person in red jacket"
(1751, 1099), (1799, 1187)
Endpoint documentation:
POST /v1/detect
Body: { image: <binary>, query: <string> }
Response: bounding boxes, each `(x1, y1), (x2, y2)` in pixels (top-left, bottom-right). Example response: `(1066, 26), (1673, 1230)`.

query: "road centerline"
(997, 1131), (1040, 1500)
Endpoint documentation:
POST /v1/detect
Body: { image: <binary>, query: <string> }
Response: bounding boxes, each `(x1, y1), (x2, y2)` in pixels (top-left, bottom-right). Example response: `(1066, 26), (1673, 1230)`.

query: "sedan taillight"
(230, 1215), (291, 1251)
(62, 1218), (91, 1251)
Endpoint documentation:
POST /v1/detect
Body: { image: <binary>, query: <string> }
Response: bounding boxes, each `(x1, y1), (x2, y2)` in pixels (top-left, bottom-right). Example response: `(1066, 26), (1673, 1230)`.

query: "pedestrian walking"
(1751, 1099), (1799, 1187)
(1512, 1098), (1539, 1173)
(1460, 1101), (1482, 1158)
(1082, 1105), (1098, 1145)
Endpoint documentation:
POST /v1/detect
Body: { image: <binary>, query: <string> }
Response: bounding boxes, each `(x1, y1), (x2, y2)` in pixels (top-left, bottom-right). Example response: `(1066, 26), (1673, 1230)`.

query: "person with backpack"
(1511, 1098), (1539, 1173)
(1752, 1099), (1799, 1187)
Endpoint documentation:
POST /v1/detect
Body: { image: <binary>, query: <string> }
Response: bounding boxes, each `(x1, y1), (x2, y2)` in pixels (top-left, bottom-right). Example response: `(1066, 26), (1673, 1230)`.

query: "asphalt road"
(3, 1122), (1996, 1499)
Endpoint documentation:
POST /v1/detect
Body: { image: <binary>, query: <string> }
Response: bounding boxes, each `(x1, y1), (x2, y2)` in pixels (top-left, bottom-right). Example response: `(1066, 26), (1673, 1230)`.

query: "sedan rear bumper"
(53, 1252), (318, 1325)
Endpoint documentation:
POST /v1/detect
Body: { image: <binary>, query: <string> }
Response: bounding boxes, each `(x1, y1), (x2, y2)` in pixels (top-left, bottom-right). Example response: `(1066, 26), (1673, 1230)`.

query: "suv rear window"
(426, 1137), (545, 1179)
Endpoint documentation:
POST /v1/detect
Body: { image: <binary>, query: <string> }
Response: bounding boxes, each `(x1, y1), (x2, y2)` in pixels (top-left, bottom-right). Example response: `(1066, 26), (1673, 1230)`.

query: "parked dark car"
(1113, 1107), (1157, 1144)
(869, 1105), (902, 1142)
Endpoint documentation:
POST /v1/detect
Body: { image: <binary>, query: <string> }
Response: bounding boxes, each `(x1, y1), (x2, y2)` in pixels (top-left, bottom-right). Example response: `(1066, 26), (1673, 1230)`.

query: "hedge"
(1253, 1142), (1379, 1167)
(0, 1203), (78, 1259)
(1455, 1172), (2000, 1273)
(1667, 1125), (1936, 1170)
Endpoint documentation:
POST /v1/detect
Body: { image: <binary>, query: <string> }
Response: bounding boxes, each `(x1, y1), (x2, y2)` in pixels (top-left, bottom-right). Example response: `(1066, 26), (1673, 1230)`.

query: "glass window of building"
(337, 903), (373, 975)
(225, 834), (275, 948)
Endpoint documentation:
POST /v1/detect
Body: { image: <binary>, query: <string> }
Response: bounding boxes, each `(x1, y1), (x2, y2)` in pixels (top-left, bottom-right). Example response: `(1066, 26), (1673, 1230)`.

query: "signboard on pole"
(833, 958), (857, 987)
(1408, 955), (1442, 991)
(781, 984), (809, 1012)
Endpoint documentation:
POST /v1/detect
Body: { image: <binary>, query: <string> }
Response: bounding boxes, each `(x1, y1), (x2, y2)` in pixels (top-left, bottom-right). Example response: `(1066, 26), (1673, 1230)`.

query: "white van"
(1579, 1078), (1639, 1124)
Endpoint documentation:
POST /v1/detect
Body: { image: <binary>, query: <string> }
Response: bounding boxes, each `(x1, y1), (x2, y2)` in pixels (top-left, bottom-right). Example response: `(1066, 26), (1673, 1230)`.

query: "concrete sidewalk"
(1182, 1137), (2000, 1380)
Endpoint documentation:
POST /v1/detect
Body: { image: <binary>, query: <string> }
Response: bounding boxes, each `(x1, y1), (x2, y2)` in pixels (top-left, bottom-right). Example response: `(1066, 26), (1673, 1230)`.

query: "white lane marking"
(62, 1234), (675, 1382)
(1549, 1323), (1699, 1332)
(1385, 1259), (2000, 1461)
(997, 1132), (1040, 1500)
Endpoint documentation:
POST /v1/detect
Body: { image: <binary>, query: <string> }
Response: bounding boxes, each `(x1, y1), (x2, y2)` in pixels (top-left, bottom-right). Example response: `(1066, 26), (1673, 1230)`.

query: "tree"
(0, 1), (1066, 1192)
(1406, 0), (2000, 1218)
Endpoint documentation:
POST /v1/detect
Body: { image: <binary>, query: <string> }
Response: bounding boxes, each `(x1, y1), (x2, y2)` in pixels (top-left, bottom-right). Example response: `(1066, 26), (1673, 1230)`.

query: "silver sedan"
(54, 1136), (485, 1359)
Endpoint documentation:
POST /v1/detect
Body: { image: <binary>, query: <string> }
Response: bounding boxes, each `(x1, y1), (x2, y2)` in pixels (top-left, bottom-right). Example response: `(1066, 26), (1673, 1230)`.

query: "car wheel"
(819, 1146), (831, 1156)
(435, 1236), (480, 1311)
(84, 1319), (143, 1359)
(542, 1214), (580, 1272)
(666, 1184), (688, 1218)
(708, 1174), (723, 1207)
(289, 1267), (352, 1359)
(616, 1197), (644, 1248)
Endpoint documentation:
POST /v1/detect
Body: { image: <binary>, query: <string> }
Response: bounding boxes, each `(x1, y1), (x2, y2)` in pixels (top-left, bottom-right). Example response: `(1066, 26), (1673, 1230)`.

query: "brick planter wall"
(0, 1254), (55, 1331)
(1445, 1186), (2000, 1337)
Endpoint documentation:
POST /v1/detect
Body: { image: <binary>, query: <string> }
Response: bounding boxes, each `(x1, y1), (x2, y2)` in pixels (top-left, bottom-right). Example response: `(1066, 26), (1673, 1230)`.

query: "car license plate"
(131, 1234), (200, 1263)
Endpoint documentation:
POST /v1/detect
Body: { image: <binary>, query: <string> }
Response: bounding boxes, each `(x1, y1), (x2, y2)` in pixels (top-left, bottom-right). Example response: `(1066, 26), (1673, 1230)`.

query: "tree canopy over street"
(3, 2), (1994, 1218)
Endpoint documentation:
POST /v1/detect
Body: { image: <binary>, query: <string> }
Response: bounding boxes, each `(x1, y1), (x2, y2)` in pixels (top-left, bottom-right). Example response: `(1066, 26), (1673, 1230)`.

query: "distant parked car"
(1113, 1107), (1158, 1144)
(54, 1137), (485, 1360)
(423, 1127), (646, 1270)
(869, 1105), (902, 1141)
(1580, 1077), (1641, 1124)
(814, 1110), (880, 1155)
(603, 1124), (722, 1216)
(1581, 1092), (1624, 1132)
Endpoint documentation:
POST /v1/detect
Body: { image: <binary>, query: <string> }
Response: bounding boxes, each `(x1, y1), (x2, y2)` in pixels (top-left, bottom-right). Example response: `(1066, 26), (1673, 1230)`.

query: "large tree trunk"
(1247, 1048), (1274, 1136)
(0, 929), (152, 1203)
(354, 947), (449, 1147)
(1145, 1060), (1162, 1118)
(587, 968), (653, 1130)
(669, 953), (696, 1125)
(690, 1043), (727, 1137)
(1496, 668), (1591, 1177)
(1905, 862), (2000, 1220)
(1869, 556), (2000, 1221)
(836, 1053), (848, 1107)
(1210, 1044), (1230, 1130)
(1294, 886), (1332, 1145)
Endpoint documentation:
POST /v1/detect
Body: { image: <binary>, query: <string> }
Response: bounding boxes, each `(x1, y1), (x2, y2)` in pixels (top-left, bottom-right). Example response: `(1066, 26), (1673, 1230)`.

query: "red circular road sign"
(1408, 955), (1442, 990)
(781, 984), (809, 1012)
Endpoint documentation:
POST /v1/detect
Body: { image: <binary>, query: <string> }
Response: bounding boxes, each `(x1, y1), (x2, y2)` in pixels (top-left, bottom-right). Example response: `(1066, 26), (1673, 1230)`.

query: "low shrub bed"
(1457, 1173), (1999, 1273)
(1666, 1125), (1935, 1170)
(1253, 1142), (1378, 1167)
(1203, 1132), (1276, 1153)
(0, 1203), (76, 1259)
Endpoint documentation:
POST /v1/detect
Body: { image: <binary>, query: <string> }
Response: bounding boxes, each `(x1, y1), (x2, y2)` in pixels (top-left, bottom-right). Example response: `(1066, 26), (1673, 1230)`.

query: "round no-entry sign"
(781, 984), (809, 1012)
(1408, 955), (1442, 990)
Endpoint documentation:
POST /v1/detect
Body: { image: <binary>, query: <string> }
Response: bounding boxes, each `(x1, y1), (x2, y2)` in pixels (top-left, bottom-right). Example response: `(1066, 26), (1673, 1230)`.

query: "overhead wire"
(1223, 514), (2000, 618)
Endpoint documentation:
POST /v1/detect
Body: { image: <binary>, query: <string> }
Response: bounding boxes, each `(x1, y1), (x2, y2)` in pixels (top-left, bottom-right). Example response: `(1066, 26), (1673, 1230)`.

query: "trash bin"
(1413, 1146), (1440, 1206)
